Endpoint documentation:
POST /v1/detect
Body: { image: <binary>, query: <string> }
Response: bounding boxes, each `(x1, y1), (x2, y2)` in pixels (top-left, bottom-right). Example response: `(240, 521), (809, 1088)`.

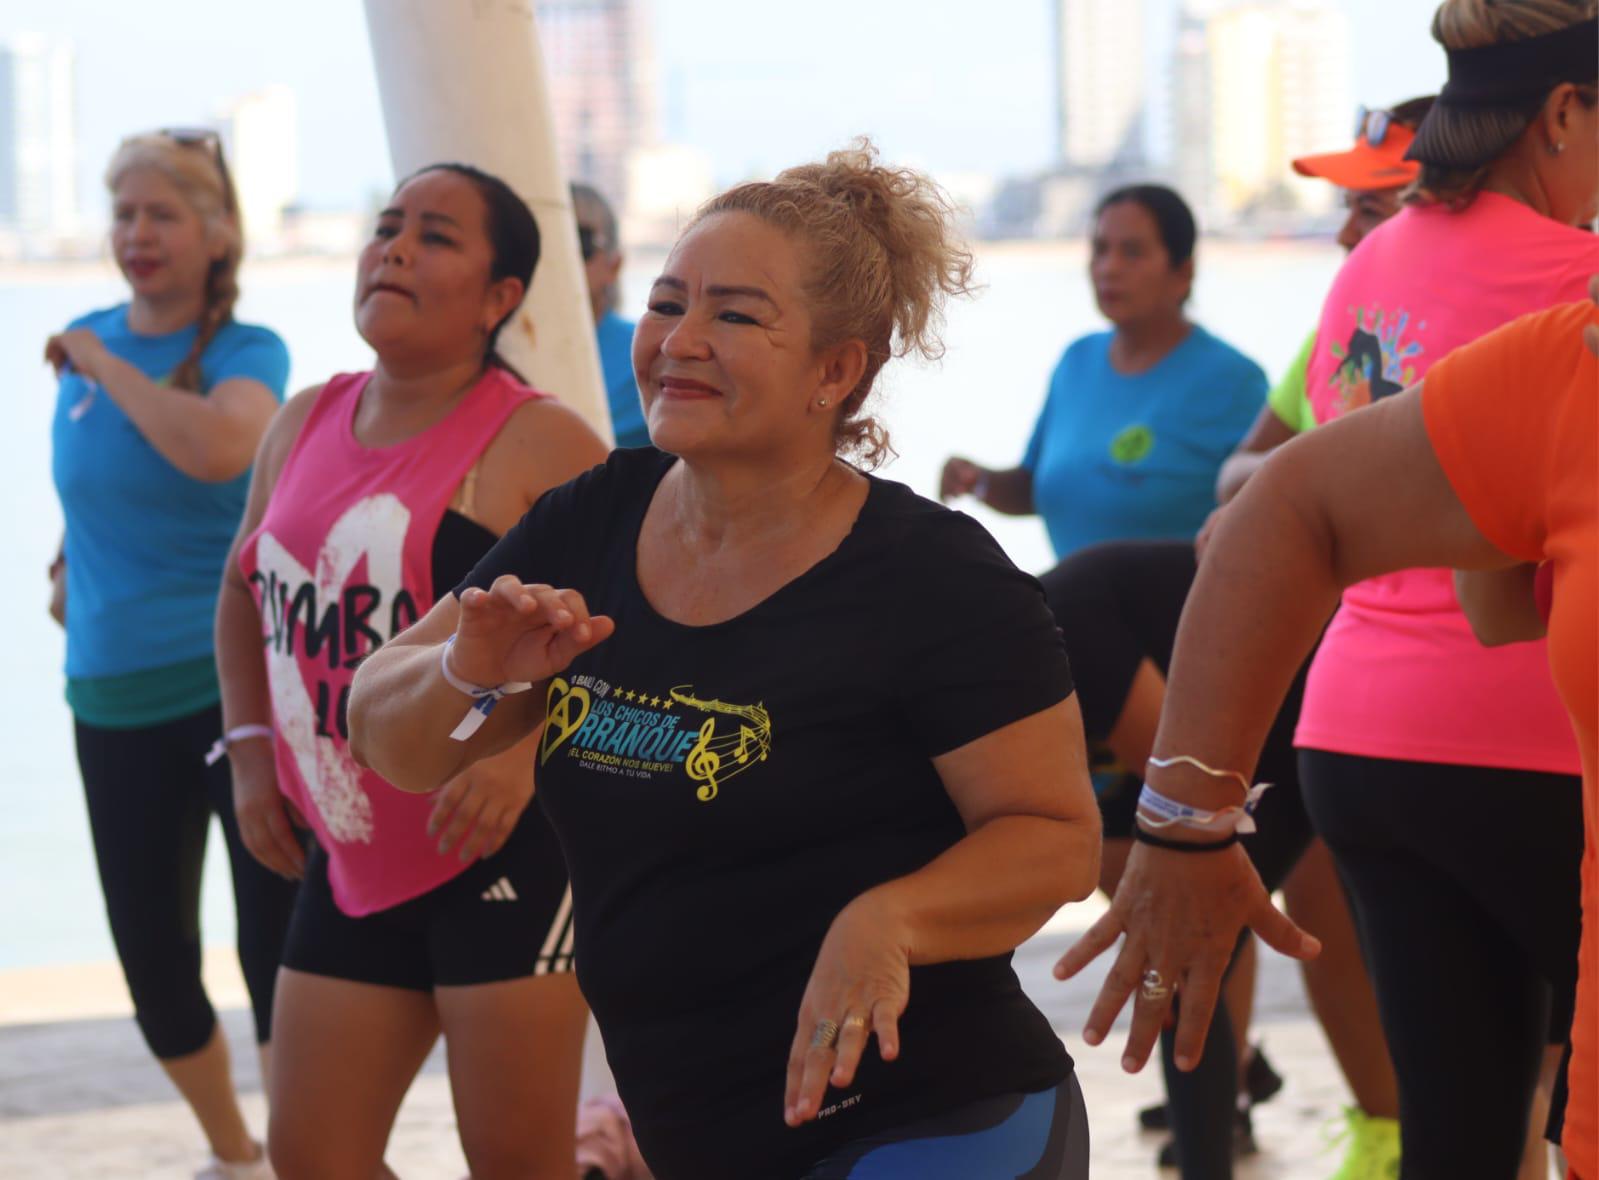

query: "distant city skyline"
(1204, 1), (1352, 221)
(4, 0), (1447, 236)
(1056, 0), (1149, 171)
(0, 35), (77, 241)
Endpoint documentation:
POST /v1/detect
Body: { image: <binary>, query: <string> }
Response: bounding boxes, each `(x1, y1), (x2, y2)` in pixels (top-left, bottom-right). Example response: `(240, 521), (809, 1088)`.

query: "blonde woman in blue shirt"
(46, 131), (293, 1180)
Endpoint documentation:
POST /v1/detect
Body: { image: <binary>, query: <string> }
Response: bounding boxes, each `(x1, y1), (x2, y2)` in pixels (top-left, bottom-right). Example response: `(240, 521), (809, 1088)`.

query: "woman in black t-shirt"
(349, 142), (1102, 1180)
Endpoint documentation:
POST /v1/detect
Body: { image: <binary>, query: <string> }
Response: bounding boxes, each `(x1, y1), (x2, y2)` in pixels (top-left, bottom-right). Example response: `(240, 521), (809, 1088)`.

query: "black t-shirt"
(459, 448), (1077, 1179)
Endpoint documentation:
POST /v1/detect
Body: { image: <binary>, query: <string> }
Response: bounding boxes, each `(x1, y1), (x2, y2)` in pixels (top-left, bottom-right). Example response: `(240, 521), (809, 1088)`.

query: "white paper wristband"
(440, 635), (533, 742)
(1135, 781), (1272, 836)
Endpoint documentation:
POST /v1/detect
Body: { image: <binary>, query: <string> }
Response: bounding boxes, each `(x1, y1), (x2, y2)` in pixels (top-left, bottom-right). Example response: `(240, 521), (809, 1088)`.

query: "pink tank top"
(240, 369), (546, 915)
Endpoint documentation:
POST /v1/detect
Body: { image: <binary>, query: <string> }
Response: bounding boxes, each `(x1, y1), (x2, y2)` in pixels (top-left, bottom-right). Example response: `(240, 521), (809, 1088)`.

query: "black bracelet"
(1134, 826), (1240, 852)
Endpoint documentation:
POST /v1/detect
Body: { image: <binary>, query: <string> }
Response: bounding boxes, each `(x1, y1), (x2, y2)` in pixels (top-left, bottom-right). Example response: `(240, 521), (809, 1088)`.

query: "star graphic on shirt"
(621, 689), (636, 702)
(649, 696), (662, 708)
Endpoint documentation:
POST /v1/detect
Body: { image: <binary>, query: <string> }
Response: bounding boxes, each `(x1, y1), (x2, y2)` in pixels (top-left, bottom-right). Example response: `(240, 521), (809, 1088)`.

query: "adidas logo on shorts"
(481, 877), (519, 902)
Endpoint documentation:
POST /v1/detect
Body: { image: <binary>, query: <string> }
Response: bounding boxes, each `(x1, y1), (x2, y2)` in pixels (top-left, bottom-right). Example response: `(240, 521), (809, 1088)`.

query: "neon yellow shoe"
(1326, 1107), (1400, 1180)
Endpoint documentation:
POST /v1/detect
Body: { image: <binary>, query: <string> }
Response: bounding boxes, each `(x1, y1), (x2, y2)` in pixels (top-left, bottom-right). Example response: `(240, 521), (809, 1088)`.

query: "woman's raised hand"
(938, 456), (984, 502)
(44, 328), (111, 382)
(450, 575), (615, 689)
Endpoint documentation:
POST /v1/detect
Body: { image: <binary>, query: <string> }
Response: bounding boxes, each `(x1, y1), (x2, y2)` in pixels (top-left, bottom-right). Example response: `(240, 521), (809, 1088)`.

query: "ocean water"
(0, 239), (1341, 969)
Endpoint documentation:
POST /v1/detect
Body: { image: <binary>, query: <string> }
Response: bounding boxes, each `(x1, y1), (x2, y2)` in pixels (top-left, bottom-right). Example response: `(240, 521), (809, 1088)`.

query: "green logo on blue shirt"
(1109, 424), (1154, 464)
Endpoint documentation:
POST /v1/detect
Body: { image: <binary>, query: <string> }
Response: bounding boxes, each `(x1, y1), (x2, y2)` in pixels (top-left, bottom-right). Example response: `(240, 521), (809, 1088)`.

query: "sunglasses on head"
(1353, 106), (1394, 148)
(158, 126), (239, 214)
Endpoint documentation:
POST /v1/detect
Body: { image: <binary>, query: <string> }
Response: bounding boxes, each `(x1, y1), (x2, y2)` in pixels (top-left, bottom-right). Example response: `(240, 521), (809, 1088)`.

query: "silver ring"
(1139, 968), (1170, 1002)
(810, 1019), (841, 1050)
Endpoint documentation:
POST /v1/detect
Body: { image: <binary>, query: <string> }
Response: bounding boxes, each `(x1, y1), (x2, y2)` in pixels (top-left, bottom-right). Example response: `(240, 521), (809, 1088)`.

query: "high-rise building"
(1206, 0), (1350, 221)
(0, 35), (77, 241)
(220, 85), (299, 253)
(1171, 14), (1214, 221)
(1055, 0), (1147, 172)
(536, 0), (654, 211)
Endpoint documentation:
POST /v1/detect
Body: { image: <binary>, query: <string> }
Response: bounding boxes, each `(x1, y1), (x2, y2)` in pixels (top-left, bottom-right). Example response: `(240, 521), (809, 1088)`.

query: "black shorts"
(283, 801), (574, 990)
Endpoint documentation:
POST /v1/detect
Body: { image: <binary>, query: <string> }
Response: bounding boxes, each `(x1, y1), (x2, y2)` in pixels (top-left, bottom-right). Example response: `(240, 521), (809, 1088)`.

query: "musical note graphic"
(685, 719), (722, 801)
(670, 687), (771, 801)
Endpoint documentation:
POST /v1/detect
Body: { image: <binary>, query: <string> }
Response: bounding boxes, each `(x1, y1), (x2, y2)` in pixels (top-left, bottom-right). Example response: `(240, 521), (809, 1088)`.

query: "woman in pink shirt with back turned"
(1258, 2), (1593, 1175)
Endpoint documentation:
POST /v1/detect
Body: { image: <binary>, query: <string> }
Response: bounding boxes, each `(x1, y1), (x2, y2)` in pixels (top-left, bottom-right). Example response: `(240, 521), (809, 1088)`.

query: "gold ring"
(811, 1019), (841, 1050)
(842, 1013), (869, 1032)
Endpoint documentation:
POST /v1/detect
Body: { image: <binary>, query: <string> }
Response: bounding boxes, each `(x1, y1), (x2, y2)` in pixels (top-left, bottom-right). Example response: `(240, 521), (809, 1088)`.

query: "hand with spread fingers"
(1051, 841), (1319, 1073)
(784, 893), (910, 1127)
(428, 746), (536, 862)
(451, 574), (615, 689)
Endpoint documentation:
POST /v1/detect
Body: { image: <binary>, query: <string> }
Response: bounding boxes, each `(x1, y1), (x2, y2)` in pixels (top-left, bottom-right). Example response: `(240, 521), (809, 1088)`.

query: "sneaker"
(1243, 1042), (1285, 1106)
(194, 1142), (274, 1180)
(1324, 1107), (1401, 1180)
(1138, 1042), (1285, 1132)
(1156, 1109), (1258, 1168)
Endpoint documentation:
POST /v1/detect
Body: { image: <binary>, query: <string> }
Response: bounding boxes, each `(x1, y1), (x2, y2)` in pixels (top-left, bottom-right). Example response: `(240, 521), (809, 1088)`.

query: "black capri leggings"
(1040, 539), (1316, 1180)
(75, 703), (299, 1059)
(1300, 749), (1583, 1179)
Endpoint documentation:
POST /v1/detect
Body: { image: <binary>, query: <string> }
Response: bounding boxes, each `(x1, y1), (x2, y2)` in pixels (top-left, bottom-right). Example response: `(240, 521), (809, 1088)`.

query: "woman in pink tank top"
(214, 163), (609, 1178)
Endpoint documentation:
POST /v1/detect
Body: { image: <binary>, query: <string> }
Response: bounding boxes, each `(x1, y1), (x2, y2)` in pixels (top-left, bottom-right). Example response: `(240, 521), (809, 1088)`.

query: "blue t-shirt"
(1021, 326), (1265, 558)
(51, 304), (290, 680)
(598, 309), (647, 448)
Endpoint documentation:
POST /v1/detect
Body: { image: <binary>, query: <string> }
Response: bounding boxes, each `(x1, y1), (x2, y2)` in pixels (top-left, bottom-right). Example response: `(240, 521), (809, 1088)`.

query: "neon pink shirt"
(1295, 193), (1596, 774)
(240, 369), (544, 915)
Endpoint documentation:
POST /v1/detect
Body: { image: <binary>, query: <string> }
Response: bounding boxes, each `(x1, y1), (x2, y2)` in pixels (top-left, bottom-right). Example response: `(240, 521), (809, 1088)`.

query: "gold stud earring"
(1551, 141), (1567, 156)
(817, 398), (830, 408)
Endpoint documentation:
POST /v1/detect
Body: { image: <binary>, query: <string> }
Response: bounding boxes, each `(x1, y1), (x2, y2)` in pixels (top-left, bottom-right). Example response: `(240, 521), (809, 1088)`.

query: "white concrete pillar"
(363, 0), (613, 441)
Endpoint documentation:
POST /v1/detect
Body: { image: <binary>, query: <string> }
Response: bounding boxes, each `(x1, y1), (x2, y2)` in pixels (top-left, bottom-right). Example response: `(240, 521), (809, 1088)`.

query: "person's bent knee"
(138, 997), (217, 1061)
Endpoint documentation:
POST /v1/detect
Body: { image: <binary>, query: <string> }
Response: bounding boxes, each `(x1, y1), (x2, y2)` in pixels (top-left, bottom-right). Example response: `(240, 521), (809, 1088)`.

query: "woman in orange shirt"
(1056, 290), (1599, 1180)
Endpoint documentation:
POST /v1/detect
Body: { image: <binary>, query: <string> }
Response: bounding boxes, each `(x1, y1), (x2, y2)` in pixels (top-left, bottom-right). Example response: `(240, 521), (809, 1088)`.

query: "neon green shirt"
(1267, 332), (1318, 435)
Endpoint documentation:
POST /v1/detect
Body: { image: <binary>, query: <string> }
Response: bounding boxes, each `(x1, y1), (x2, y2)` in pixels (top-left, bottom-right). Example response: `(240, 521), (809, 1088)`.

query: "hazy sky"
(6, 0), (1447, 212)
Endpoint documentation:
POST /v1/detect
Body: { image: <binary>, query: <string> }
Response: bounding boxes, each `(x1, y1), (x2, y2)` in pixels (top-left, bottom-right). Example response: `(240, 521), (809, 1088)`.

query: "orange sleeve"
(1421, 302), (1593, 564)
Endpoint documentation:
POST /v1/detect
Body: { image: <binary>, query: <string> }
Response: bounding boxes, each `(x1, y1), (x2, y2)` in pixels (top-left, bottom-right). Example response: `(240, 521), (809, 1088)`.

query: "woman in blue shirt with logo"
(940, 184), (1265, 559)
(46, 131), (294, 1180)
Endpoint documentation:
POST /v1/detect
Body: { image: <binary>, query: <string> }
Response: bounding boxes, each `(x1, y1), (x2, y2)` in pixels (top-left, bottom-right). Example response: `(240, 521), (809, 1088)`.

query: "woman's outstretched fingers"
(1054, 909), (1123, 981)
(1121, 961), (1176, 1072)
(489, 575), (541, 613)
(1250, 894), (1322, 961)
(1079, 935), (1142, 1048)
(830, 1012), (871, 1087)
(786, 1021), (840, 1125)
(870, 997), (901, 1062)
(1172, 958), (1226, 1071)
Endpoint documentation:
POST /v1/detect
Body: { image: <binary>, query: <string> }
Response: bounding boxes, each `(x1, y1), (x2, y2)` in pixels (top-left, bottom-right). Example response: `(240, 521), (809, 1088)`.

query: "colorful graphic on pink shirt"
(1326, 304), (1425, 416)
(1297, 193), (1597, 774)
